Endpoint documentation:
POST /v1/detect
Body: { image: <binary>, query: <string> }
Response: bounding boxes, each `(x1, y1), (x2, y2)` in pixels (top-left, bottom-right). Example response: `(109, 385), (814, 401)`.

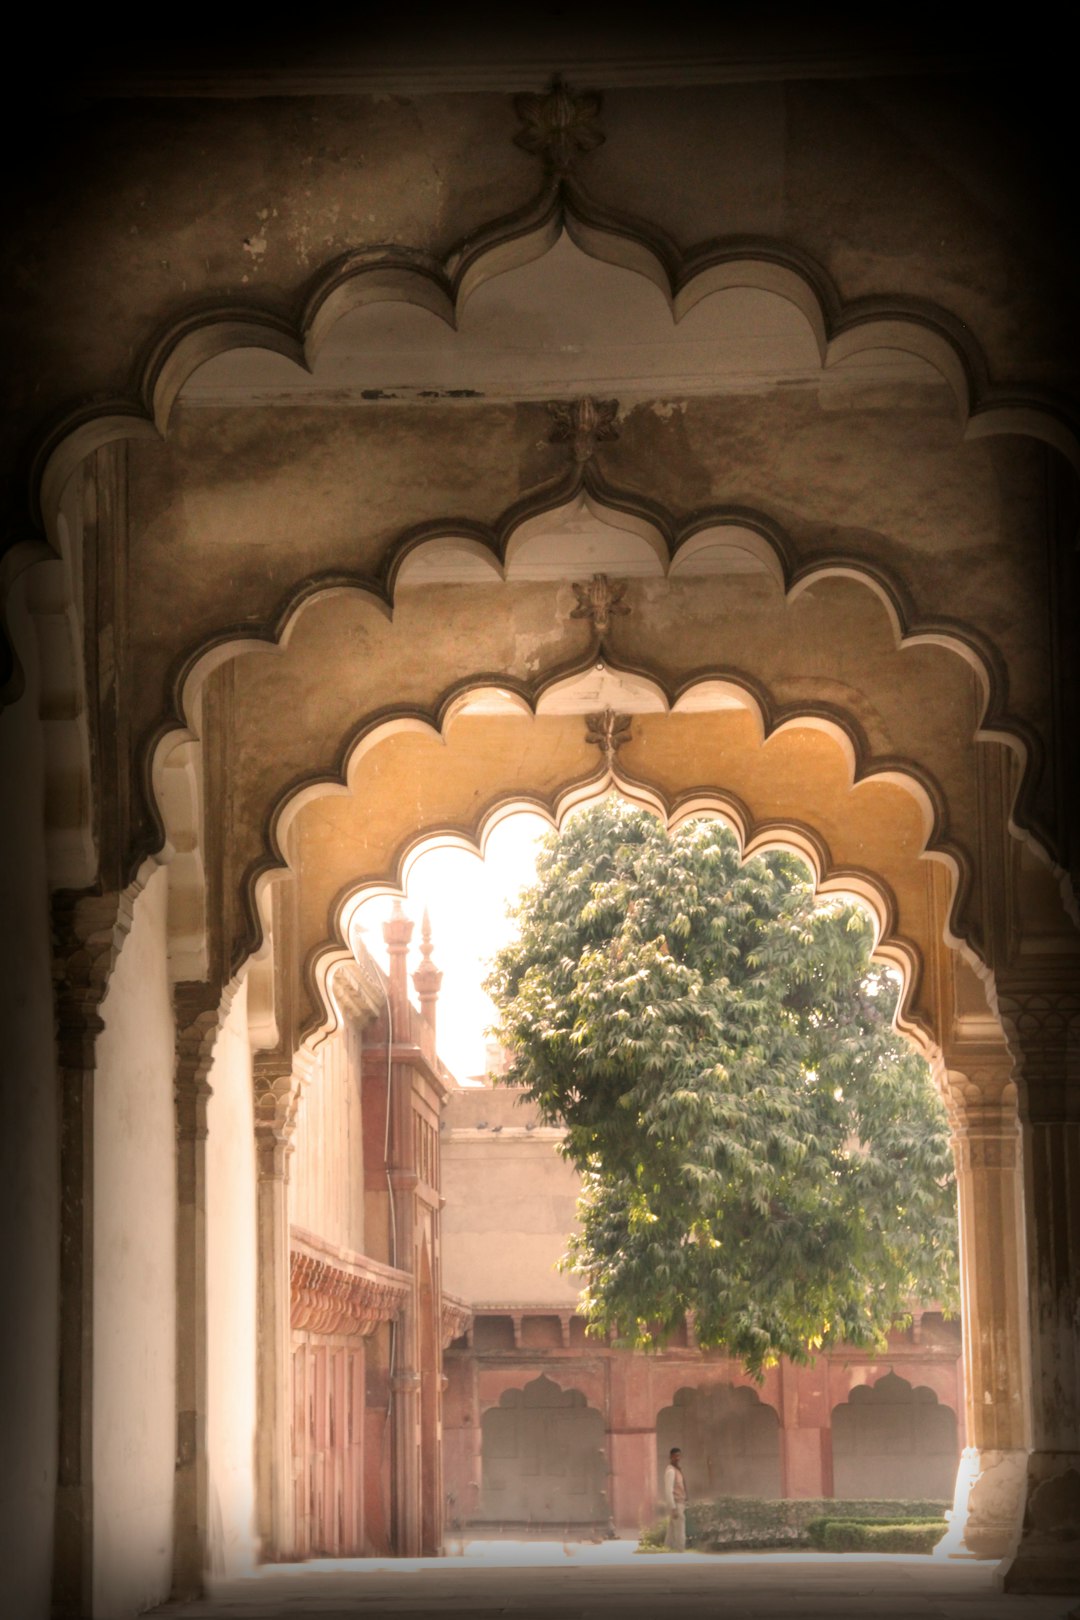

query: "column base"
(934, 1446), (1026, 1560)
(996, 1452), (1080, 1594)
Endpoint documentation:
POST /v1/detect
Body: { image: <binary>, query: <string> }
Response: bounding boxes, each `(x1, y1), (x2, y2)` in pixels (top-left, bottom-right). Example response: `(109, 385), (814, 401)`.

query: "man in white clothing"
(663, 1445), (688, 1550)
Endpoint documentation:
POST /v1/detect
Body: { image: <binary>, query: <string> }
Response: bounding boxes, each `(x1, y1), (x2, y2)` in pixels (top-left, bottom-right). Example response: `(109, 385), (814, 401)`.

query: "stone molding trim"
(289, 1230), (409, 1337)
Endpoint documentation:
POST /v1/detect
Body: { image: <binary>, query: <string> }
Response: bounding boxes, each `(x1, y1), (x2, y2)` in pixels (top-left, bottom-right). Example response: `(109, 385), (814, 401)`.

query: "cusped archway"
(831, 1371), (959, 1501)
(657, 1384), (781, 1501)
(479, 1375), (608, 1527)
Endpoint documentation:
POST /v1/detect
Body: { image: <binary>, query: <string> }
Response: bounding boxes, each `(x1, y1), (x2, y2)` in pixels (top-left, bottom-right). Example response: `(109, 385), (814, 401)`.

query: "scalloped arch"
(29, 194), (1080, 546)
(145, 481), (1036, 891)
(297, 766), (939, 1071)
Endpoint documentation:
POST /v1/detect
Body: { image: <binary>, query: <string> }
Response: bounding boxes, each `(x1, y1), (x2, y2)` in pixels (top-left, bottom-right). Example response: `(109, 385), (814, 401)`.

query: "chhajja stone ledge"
(290, 1227), (410, 1336)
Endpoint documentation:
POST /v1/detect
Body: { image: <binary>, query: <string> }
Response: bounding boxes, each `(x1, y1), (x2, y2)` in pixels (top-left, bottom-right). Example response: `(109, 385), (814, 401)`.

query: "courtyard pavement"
(150, 1539), (1080, 1620)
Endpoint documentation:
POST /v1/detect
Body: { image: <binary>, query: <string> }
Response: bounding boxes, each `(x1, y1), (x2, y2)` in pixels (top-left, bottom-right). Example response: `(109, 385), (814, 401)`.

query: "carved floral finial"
(548, 396), (620, 464)
(514, 75), (605, 176)
(585, 708), (633, 767)
(570, 574), (630, 636)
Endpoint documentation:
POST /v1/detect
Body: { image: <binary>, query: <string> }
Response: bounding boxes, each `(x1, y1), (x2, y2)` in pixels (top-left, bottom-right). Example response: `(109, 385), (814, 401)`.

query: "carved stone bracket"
(548, 397), (619, 464)
(290, 1244), (409, 1338)
(174, 981), (236, 1139)
(441, 1295), (474, 1349)
(253, 1055), (307, 1175)
(52, 887), (137, 1058)
(513, 76), (604, 176)
(585, 707), (632, 767)
(570, 574), (630, 636)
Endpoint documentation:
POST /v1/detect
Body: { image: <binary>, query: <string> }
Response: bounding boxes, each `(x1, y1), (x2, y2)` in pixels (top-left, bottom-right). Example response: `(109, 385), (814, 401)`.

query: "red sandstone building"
(285, 908), (961, 1557)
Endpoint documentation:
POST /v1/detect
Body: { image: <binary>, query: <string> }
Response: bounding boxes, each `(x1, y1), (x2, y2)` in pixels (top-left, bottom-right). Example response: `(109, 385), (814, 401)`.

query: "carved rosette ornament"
(585, 707), (632, 767)
(548, 396), (619, 464)
(570, 574), (630, 636)
(513, 76), (605, 176)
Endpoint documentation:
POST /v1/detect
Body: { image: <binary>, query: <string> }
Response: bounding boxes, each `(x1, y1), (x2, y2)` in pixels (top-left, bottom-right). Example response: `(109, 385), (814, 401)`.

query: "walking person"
(664, 1446), (688, 1551)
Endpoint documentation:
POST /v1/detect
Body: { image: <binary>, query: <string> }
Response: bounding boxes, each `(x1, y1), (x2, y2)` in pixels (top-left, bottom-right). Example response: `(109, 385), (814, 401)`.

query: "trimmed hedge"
(809, 1519), (943, 1553)
(669, 1497), (947, 1552)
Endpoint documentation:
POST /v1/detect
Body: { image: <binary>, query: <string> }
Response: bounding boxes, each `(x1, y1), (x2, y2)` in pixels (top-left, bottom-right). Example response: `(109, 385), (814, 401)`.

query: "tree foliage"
(485, 801), (958, 1376)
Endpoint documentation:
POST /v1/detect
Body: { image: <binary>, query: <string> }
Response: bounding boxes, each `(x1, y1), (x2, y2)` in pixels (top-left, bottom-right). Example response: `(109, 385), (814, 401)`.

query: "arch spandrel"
(182, 561), (994, 916)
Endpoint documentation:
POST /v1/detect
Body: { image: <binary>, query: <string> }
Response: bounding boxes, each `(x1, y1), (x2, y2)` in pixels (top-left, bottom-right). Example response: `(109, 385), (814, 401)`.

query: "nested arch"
(281, 701), (959, 1072)
(143, 517), (1034, 1017)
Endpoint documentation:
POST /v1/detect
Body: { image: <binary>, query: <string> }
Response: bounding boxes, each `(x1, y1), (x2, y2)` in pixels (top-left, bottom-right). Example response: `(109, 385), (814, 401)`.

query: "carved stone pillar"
(253, 1065), (300, 1563)
(171, 984), (232, 1599)
(50, 889), (134, 1619)
(995, 977), (1080, 1594)
(937, 1055), (1028, 1560)
(389, 1162), (421, 1558)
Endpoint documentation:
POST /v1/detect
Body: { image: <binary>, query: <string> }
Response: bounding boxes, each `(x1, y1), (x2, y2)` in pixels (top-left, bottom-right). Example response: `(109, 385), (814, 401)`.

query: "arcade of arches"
(1, 36), (1079, 1619)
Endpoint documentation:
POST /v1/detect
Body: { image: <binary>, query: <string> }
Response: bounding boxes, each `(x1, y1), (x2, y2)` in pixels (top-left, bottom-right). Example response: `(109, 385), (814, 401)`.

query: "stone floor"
(151, 1541), (1080, 1620)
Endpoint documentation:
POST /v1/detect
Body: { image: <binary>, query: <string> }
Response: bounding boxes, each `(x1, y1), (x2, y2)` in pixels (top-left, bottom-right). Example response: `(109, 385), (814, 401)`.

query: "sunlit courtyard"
(153, 1541), (1078, 1619)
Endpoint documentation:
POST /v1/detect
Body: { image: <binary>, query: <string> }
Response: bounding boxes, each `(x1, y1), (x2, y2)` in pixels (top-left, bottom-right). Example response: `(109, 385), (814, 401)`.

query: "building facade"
(440, 1082), (962, 1535)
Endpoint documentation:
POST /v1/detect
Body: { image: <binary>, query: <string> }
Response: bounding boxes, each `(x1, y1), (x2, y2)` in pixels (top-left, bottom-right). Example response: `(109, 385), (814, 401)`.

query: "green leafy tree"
(486, 800), (958, 1377)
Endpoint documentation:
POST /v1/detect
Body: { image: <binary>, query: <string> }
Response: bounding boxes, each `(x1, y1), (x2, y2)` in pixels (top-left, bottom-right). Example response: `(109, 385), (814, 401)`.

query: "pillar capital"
(253, 1058), (302, 1173)
(941, 1049), (1019, 1171)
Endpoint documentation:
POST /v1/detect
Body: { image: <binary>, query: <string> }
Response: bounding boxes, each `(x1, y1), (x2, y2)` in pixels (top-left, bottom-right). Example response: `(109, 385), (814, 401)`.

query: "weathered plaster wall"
(92, 864), (175, 1619)
(0, 579), (58, 1620)
(5, 73), (1069, 460)
(441, 1088), (581, 1308)
(205, 977), (257, 1578)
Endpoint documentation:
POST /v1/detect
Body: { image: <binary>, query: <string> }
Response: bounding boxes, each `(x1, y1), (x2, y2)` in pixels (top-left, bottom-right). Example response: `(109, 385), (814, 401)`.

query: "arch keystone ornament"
(570, 574), (630, 635)
(548, 397), (620, 464)
(584, 707), (632, 768)
(513, 76), (605, 176)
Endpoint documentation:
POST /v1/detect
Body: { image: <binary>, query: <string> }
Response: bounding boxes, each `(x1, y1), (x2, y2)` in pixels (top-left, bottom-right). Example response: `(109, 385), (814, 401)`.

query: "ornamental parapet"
(290, 1226), (410, 1337)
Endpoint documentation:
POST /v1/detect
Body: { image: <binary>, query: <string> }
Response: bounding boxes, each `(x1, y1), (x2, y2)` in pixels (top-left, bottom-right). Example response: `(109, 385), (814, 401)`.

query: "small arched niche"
(657, 1383), (781, 1501)
(831, 1371), (958, 1500)
(479, 1374), (607, 1526)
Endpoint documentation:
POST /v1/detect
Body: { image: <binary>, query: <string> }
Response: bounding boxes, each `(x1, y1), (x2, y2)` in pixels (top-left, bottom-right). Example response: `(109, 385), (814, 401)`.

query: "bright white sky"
(351, 810), (551, 1082)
